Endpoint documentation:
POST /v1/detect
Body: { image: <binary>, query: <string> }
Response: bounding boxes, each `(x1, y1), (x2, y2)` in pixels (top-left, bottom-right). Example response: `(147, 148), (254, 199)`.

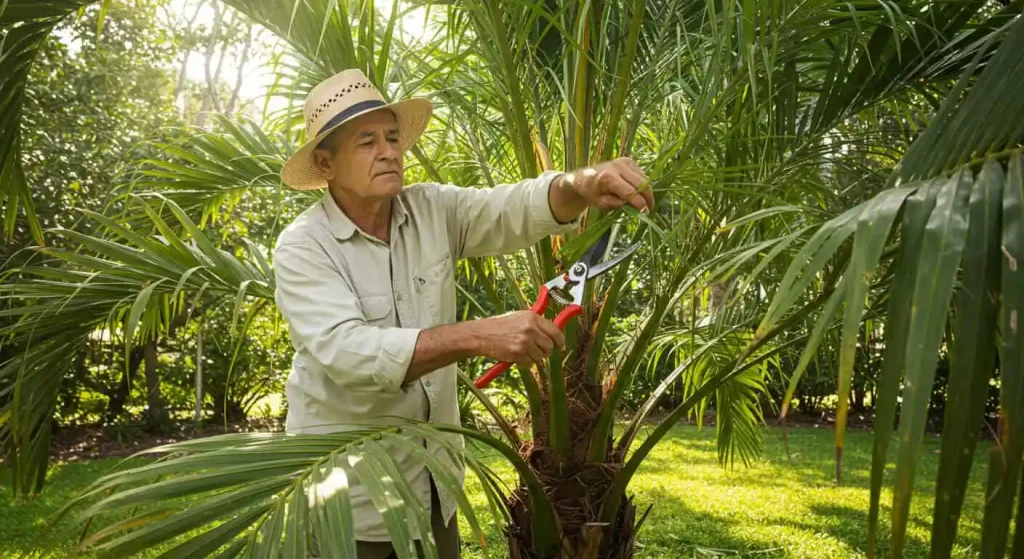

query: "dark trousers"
(354, 478), (461, 559)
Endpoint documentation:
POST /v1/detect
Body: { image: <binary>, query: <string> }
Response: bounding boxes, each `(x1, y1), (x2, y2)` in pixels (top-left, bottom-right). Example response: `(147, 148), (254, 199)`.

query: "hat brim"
(280, 97), (433, 190)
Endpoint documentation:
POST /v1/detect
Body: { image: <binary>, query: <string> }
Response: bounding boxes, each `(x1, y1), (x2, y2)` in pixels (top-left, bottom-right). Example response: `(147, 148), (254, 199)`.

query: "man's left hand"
(559, 156), (654, 213)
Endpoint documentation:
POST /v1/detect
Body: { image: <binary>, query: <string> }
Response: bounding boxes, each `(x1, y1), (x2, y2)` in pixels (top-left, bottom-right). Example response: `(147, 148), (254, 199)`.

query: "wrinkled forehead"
(341, 108), (399, 138)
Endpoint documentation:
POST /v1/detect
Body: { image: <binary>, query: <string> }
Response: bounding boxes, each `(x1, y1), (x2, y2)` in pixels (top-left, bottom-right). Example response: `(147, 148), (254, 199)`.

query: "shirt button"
(396, 293), (403, 301)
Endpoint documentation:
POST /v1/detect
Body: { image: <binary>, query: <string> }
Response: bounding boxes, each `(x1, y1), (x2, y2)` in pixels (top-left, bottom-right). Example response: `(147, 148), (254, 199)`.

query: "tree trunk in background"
(105, 345), (146, 420)
(852, 385), (866, 412)
(209, 9), (236, 112)
(196, 0), (222, 127)
(174, 52), (191, 114)
(195, 325), (204, 423)
(226, 22), (253, 115)
(173, 0), (206, 116)
(143, 340), (168, 432)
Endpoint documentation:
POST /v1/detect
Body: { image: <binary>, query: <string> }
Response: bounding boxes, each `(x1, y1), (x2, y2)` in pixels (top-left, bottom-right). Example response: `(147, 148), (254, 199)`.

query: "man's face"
(312, 109), (404, 200)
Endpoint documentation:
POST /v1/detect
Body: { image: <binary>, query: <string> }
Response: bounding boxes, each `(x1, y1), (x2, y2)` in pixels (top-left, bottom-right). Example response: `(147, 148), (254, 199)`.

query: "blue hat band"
(316, 100), (389, 137)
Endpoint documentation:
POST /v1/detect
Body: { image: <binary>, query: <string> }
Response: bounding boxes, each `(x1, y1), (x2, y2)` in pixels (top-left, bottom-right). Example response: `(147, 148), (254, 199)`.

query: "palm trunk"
(506, 319), (646, 558)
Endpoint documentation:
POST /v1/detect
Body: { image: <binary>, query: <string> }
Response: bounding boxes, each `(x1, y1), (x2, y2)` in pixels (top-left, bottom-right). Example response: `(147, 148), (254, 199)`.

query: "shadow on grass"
(799, 503), (933, 559)
(629, 487), (936, 558)
(632, 486), (785, 558)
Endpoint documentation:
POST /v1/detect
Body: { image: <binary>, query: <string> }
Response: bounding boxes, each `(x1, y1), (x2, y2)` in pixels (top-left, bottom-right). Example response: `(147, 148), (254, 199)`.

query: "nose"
(380, 135), (400, 159)
(376, 142), (401, 175)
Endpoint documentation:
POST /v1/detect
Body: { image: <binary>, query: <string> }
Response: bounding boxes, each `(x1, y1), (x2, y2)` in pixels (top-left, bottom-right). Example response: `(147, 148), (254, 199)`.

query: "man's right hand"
(475, 311), (566, 373)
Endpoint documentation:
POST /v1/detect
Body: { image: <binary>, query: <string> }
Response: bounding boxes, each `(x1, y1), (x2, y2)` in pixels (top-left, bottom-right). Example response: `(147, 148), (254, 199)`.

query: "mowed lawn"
(1, 426), (988, 558)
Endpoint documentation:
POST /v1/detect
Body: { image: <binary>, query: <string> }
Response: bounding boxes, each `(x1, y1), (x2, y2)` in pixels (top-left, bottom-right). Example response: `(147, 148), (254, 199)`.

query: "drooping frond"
(43, 425), (511, 559)
(0, 195), (274, 495)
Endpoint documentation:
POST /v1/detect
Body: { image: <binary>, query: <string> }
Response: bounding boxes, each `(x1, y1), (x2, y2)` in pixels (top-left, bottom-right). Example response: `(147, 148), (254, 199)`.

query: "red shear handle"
(475, 286), (575, 389)
(529, 285), (551, 314)
(553, 304), (583, 329)
(474, 361), (511, 389)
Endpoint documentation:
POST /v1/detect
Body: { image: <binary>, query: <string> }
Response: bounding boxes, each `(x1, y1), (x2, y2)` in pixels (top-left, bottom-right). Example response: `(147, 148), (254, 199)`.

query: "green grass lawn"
(1, 425), (987, 558)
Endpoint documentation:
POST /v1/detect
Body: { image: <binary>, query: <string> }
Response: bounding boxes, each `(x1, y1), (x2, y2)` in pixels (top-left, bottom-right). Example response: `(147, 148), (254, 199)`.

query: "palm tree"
(1, 0), (1022, 557)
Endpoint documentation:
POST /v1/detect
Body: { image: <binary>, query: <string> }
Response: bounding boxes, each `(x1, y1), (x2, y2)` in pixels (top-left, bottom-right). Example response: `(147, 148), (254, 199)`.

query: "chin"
(374, 173), (404, 193)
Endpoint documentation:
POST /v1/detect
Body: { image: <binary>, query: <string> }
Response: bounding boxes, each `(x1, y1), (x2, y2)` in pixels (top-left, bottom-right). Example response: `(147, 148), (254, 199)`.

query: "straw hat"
(280, 68), (433, 190)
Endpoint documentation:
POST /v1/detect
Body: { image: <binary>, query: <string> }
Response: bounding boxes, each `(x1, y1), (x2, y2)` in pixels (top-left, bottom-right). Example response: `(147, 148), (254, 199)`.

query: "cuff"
(373, 327), (422, 393)
(531, 170), (580, 232)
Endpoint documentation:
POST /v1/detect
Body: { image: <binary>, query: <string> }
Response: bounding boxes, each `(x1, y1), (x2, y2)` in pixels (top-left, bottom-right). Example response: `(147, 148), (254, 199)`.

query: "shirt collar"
(320, 189), (409, 241)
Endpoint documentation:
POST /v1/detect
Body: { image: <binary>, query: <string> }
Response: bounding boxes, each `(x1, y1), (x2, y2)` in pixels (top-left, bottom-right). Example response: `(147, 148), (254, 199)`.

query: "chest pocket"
(413, 252), (455, 326)
(358, 294), (393, 327)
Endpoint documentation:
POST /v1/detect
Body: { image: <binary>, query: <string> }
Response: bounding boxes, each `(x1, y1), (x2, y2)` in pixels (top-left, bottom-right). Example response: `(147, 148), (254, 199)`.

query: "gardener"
(273, 68), (654, 559)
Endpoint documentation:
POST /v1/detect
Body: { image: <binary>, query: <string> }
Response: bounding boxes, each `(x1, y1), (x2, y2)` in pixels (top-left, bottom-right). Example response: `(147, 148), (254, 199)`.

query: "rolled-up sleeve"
(438, 170), (581, 259)
(273, 240), (420, 393)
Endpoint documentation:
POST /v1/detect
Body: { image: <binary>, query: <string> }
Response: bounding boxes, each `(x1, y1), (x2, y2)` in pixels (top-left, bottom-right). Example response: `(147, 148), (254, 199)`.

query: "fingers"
(534, 332), (554, 355)
(640, 185), (655, 213)
(619, 161), (652, 213)
(536, 318), (566, 350)
(618, 164), (647, 190)
(573, 156), (656, 212)
(622, 159), (654, 212)
(527, 315), (562, 367)
(591, 158), (652, 212)
(506, 312), (566, 371)
(526, 342), (546, 371)
(615, 157), (648, 186)
(604, 175), (648, 212)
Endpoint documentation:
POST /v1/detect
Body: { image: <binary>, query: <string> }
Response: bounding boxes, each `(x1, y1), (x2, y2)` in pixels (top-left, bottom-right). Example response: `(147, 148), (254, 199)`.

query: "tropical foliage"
(1, 0), (1022, 558)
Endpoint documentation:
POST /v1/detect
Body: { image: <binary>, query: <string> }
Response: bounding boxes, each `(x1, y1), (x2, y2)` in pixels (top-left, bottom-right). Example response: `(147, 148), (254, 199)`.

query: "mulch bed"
(48, 418), (285, 462)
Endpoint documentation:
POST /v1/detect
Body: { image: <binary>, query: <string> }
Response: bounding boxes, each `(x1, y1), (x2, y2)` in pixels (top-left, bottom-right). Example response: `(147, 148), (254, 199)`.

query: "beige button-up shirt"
(272, 170), (575, 541)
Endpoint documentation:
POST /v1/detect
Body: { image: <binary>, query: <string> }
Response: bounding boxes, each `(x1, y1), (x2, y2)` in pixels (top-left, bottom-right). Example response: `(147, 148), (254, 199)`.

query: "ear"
(311, 149), (335, 181)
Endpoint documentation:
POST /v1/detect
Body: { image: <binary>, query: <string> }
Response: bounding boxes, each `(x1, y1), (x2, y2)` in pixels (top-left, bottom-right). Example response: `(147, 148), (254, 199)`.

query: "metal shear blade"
(547, 231), (642, 306)
(585, 238), (642, 279)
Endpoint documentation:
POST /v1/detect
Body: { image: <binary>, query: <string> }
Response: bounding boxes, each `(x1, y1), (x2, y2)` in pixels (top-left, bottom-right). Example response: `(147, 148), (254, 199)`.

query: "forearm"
(547, 172), (588, 224)
(404, 321), (482, 383)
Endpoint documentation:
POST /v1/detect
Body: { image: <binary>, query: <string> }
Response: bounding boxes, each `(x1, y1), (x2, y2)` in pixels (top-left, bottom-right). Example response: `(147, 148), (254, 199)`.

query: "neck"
(329, 185), (393, 242)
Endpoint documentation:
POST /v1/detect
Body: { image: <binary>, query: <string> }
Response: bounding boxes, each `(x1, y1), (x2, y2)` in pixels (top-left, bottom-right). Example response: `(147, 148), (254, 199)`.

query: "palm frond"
(45, 425), (504, 559)
(0, 195), (273, 495)
(0, 1), (93, 242)
(714, 357), (768, 469)
(121, 115), (305, 230)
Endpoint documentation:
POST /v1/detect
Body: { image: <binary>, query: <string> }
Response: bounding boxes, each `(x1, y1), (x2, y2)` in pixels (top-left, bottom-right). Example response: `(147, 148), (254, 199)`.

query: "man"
(273, 68), (654, 558)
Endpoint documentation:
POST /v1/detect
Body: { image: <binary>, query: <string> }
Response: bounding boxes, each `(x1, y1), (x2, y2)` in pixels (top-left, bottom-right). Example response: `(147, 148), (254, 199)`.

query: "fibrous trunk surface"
(505, 325), (649, 559)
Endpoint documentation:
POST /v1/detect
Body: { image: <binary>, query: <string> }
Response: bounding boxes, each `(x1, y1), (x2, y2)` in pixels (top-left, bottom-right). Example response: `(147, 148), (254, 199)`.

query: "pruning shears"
(474, 229), (642, 388)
